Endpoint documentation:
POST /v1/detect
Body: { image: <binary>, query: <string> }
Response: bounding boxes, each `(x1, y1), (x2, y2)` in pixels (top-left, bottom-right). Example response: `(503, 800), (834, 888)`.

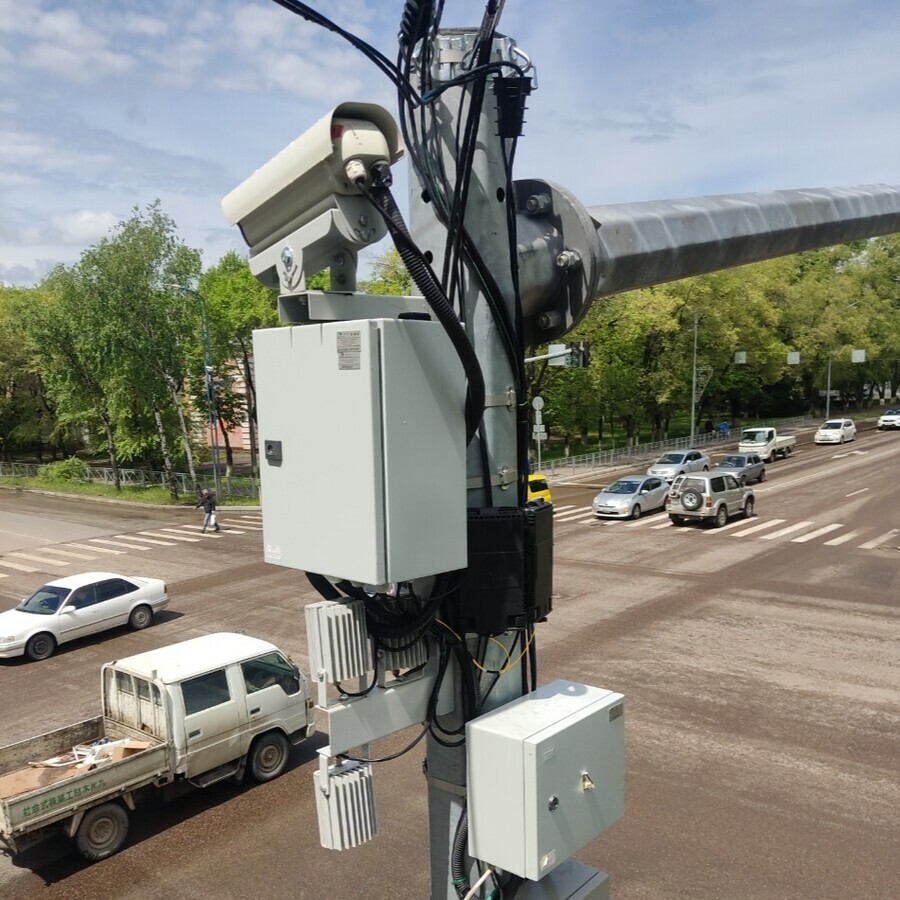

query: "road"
(0, 430), (898, 899)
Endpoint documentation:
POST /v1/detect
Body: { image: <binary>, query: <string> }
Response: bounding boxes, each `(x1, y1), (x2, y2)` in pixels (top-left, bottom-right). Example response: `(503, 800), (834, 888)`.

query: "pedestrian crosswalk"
(0, 514), (265, 578)
(552, 505), (900, 551)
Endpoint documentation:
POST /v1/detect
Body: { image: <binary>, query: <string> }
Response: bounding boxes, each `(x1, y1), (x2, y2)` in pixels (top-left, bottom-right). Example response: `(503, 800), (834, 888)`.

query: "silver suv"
(667, 472), (754, 527)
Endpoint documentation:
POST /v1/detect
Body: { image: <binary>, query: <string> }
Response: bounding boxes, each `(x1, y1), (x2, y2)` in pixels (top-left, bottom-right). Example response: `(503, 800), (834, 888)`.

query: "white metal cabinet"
(253, 318), (466, 585)
(467, 680), (625, 880)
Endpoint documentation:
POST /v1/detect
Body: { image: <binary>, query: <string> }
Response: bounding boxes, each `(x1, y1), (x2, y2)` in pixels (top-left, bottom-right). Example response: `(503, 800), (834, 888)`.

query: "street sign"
(532, 396), (544, 410)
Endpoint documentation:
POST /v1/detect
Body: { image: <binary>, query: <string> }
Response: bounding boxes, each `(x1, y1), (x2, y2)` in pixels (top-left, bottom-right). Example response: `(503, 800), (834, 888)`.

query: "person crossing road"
(196, 489), (221, 533)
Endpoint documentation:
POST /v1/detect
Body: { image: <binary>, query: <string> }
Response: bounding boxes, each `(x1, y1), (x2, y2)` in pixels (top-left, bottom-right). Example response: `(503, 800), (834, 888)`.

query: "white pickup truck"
(737, 427), (796, 462)
(0, 633), (313, 860)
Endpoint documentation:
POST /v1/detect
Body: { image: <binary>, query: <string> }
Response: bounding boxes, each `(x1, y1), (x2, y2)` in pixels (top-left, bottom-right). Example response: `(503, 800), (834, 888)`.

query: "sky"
(2, 0), (899, 286)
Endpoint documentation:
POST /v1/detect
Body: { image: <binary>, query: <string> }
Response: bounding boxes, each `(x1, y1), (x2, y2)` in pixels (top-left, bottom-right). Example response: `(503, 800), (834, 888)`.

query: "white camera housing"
(222, 102), (403, 293)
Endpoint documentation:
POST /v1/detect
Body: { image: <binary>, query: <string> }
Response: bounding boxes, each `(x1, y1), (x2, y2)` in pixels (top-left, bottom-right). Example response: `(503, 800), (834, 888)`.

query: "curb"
(0, 484), (261, 513)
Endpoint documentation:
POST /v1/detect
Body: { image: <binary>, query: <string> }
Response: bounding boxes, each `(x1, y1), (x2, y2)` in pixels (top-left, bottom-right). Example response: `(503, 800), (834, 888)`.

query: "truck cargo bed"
(0, 717), (168, 851)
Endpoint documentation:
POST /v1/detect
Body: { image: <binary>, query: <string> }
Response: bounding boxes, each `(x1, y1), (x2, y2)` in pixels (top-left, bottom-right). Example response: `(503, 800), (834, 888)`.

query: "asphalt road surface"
(0, 429), (898, 899)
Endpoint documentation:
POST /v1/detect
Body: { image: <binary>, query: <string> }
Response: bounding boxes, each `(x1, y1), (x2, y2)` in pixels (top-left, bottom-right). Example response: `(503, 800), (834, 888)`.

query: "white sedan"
(0, 572), (168, 661)
(814, 418), (857, 444)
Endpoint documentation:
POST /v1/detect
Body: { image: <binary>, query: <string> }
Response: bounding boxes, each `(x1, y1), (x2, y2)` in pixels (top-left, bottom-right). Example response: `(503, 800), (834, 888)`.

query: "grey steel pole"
(825, 353), (832, 420)
(690, 314), (699, 445)
(199, 308), (222, 500)
(407, 30), (526, 900)
(173, 284), (221, 498)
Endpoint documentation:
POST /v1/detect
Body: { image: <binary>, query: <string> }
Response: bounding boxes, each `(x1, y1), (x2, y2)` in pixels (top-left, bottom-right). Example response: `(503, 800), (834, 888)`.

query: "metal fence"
(0, 462), (259, 499)
(545, 415), (814, 478)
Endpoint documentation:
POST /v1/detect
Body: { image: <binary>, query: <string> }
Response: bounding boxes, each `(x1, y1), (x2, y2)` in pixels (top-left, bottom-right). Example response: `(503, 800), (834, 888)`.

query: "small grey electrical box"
(253, 318), (467, 584)
(467, 680), (625, 881)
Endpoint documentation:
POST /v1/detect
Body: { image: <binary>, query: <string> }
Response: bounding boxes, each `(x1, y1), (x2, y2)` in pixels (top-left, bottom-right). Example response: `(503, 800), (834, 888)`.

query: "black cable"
(450, 805), (470, 899)
(334, 676), (377, 698)
(528, 624), (537, 692)
(306, 571), (341, 601)
(337, 722), (429, 764)
(272, 0), (419, 105)
(355, 172), (486, 443)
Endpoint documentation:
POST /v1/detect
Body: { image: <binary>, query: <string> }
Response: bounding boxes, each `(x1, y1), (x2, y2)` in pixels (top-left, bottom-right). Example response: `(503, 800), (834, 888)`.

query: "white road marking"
(823, 530), (861, 546)
(791, 524), (845, 543)
(221, 522), (260, 530)
(651, 521), (674, 529)
(760, 521), (816, 541)
(0, 559), (39, 573)
(89, 538), (152, 551)
(730, 518), (786, 537)
(705, 516), (754, 533)
(554, 507), (594, 522)
(68, 542), (123, 555)
(857, 530), (900, 550)
(32, 547), (97, 560)
(0, 572), (6, 579)
(7, 552), (69, 567)
(140, 531), (201, 543)
(120, 535), (176, 547)
(623, 515), (667, 528)
(845, 488), (870, 497)
(553, 505), (577, 513)
(179, 526), (224, 538)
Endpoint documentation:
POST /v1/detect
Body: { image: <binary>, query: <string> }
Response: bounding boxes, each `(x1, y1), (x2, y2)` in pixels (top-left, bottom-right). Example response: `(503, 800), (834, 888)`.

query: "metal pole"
(537, 434), (542, 471)
(408, 30), (525, 899)
(172, 284), (222, 498)
(825, 353), (832, 420)
(198, 305), (222, 500)
(690, 314), (699, 445)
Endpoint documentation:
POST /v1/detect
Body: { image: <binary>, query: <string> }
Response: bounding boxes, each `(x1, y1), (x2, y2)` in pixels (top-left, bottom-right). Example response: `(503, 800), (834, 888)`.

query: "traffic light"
(565, 341), (590, 368)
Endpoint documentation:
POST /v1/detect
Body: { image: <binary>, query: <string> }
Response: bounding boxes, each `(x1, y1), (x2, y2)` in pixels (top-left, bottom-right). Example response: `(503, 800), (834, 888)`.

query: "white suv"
(877, 408), (900, 430)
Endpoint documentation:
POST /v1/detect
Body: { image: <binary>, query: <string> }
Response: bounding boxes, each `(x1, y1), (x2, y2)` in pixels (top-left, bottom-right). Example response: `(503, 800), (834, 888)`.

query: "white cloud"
(49, 209), (121, 245)
(1, 0), (899, 290)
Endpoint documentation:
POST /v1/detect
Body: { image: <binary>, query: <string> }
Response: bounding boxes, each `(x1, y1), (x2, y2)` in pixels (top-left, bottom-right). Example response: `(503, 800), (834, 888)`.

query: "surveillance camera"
(222, 102), (404, 293)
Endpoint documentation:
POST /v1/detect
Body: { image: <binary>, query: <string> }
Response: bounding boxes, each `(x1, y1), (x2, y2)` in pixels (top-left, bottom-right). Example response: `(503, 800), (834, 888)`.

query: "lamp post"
(690, 313), (699, 445)
(170, 285), (221, 499)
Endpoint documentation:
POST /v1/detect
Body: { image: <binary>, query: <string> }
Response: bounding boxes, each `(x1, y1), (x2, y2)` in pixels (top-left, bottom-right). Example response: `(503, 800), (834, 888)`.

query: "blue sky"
(2, 0), (899, 286)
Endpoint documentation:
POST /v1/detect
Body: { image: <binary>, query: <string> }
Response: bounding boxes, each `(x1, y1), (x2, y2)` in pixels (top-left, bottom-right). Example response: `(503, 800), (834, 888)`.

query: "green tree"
(0, 285), (61, 461)
(77, 202), (201, 499)
(198, 251), (277, 480)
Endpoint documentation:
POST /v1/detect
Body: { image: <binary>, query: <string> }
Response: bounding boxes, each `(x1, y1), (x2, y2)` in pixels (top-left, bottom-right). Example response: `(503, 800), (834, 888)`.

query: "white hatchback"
(0, 572), (168, 661)
(814, 418), (856, 444)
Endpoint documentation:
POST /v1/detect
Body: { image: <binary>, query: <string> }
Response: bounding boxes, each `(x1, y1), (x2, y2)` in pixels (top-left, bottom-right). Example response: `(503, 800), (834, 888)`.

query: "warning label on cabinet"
(336, 330), (361, 370)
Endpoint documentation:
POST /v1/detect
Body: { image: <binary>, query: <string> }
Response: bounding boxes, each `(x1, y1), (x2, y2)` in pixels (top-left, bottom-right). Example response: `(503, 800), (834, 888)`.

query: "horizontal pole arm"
(587, 184), (900, 299)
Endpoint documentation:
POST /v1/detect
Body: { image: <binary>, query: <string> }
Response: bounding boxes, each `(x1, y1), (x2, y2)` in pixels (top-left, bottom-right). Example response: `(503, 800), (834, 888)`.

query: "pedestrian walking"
(196, 489), (221, 533)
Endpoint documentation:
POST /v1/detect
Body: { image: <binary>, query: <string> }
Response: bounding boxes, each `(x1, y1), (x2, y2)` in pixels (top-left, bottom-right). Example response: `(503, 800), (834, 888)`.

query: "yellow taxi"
(527, 473), (552, 504)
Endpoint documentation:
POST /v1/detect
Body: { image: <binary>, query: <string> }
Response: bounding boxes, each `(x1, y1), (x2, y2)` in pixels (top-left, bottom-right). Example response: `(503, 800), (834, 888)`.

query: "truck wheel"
(25, 633), (56, 661)
(249, 732), (290, 782)
(75, 803), (130, 861)
(768, 452), (776, 464)
(785, 446), (792, 456)
(128, 605), (153, 630)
